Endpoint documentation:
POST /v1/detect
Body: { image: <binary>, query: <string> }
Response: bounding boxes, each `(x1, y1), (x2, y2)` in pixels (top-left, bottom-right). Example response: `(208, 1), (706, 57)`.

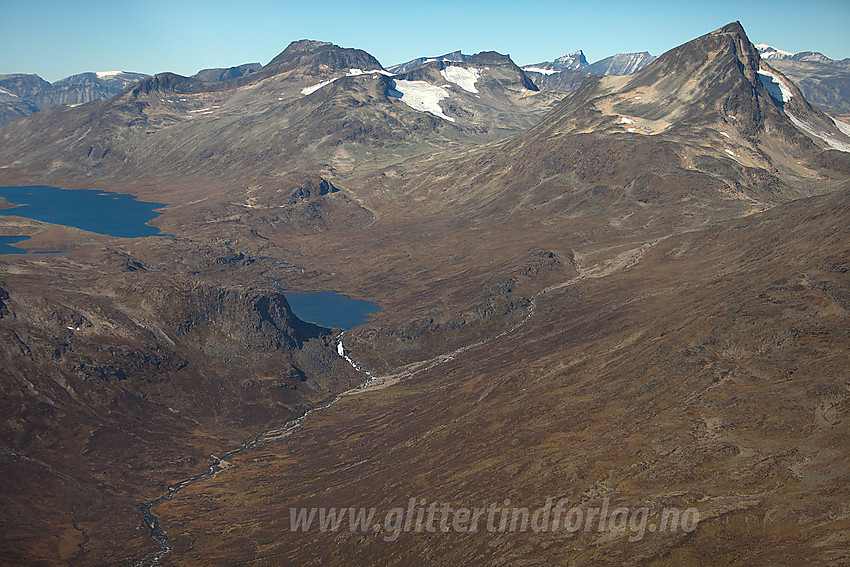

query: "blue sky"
(1, 0), (848, 82)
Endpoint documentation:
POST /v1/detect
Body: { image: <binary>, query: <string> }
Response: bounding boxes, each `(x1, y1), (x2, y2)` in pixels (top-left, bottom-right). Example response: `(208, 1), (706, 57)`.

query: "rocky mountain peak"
(465, 51), (513, 66)
(440, 50), (466, 61)
(275, 39), (334, 58)
(0, 74), (53, 99)
(465, 51), (538, 91)
(638, 20), (762, 86)
(711, 20), (748, 40)
(267, 39), (382, 74)
(536, 20), (818, 142)
(553, 50), (589, 69)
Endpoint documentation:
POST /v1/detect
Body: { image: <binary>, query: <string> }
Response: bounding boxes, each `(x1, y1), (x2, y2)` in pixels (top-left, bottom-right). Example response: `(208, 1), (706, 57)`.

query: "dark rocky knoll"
(192, 62), (262, 82)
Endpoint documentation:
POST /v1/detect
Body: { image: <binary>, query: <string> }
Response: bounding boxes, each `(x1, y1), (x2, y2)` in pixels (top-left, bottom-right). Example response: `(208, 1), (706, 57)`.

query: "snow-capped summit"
(95, 71), (124, 79)
(755, 43), (794, 59)
(552, 50), (589, 70)
(755, 43), (846, 66)
(522, 50), (588, 74)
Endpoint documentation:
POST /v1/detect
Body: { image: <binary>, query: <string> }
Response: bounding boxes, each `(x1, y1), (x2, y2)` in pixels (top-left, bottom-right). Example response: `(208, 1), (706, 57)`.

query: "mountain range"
(753, 43), (850, 120)
(1, 21), (849, 566)
(755, 42), (850, 66)
(3, 39), (847, 127)
(0, 71), (148, 126)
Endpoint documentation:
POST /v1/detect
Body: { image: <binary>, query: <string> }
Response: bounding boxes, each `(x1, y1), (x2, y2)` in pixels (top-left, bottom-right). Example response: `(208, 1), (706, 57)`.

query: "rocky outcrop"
(0, 272), (356, 429)
(466, 51), (538, 91)
(0, 286), (9, 318)
(192, 63), (261, 82)
(287, 175), (339, 204)
(169, 284), (325, 350)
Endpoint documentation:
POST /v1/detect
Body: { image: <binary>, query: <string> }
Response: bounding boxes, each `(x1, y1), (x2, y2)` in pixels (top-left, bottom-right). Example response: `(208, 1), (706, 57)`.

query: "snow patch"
(755, 43), (794, 59)
(349, 68), (394, 77)
(725, 149), (737, 157)
(389, 80), (454, 122)
(787, 111), (850, 153)
(522, 66), (557, 76)
(301, 78), (337, 95)
(833, 117), (850, 138)
(95, 71), (123, 79)
(301, 69), (395, 96)
(627, 128), (637, 133)
(440, 66), (481, 93)
(619, 116), (635, 124)
(758, 68), (793, 103)
(0, 86), (18, 98)
(719, 131), (730, 138)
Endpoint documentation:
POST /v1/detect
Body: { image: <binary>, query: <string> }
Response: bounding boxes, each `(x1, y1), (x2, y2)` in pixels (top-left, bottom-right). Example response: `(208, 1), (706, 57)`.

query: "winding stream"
(135, 333), (375, 566)
(134, 270), (598, 565)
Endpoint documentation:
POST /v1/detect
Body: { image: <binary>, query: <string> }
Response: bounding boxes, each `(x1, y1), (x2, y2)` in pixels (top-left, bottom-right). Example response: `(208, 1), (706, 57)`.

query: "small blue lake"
(0, 235), (30, 254)
(284, 291), (379, 330)
(0, 185), (166, 239)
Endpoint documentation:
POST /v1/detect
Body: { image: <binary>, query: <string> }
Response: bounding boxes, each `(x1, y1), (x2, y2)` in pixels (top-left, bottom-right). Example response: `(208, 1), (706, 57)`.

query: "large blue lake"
(284, 291), (379, 330)
(0, 186), (166, 246)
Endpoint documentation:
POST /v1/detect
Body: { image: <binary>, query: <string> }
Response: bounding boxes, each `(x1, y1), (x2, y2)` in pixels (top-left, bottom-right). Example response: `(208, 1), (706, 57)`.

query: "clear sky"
(1, 0), (848, 82)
